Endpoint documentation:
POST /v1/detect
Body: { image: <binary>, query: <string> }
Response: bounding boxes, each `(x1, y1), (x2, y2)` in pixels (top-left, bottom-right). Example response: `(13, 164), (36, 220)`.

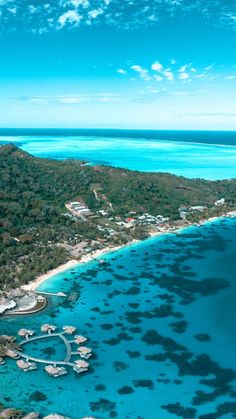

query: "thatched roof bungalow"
(74, 335), (87, 345)
(63, 326), (76, 335)
(41, 324), (56, 334)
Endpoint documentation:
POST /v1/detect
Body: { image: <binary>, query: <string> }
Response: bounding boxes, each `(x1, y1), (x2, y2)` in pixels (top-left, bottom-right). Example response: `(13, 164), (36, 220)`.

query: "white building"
(215, 198), (225, 206)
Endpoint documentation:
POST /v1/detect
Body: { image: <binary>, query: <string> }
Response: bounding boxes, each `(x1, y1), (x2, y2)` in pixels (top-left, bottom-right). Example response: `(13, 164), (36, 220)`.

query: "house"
(215, 198), (225, 206)
(65, 201), (92, 217)
(189, 206), (206, 212)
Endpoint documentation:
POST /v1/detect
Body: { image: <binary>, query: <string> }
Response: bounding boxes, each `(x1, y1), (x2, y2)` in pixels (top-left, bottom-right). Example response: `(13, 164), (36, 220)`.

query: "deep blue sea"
(1, 219), (236, 418)
(0, 129), (236, 179)
(0, 130), (236, 418)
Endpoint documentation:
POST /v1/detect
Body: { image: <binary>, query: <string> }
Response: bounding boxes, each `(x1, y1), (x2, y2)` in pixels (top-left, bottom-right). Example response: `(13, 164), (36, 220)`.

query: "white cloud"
(164, 70), (174, 81)
(117, 68), (127, 74)
(224, 75), (236, 80)
(194, 74), (206, 79)
(205, 65), (214, 71)
(88, 8), (103, 19)
(131, 64), (151, 81)
(7, 6), (16, 14)
(0, 0), (12, 5)
(148, 14), (158, 22)
(68, 0), (89, 7)
(151, 61), (163, 72)
(0, 0), (235, 33)
(28, 5), (37, 14)
(60, 97), (86, 103)
(179, 72), (189, 80)
(58, 10), (82, 27)
(179, 65), (188, 73)
(154, 75), (163, 81)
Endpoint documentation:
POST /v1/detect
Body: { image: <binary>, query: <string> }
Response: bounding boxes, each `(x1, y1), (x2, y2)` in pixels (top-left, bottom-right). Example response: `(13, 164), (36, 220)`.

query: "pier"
(35, 291), (67, 297)
(2, 325), (93, 377)
(18, 331), (73, 364)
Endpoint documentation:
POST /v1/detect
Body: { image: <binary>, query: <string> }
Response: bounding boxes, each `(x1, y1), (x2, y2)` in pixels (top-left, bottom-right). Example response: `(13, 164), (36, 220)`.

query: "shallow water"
(1, 130), (236, 179)
(1, 218), (236, 418)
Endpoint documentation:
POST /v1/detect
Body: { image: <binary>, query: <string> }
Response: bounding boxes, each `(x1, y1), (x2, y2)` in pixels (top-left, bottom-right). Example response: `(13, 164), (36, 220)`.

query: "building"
(215, 198), (225, 206)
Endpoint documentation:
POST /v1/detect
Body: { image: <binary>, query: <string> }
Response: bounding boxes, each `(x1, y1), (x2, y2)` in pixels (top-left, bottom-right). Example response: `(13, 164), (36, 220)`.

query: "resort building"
(77, 346), (92, 359)
(45, 365), (68, 377)
(65, 200), (92, 218)
(74, 335), (87, 344)
(0, 299), (16, 315)
(17, 360), (37, 371)
(189, 206), (206, 212)
(215, 197), (225, 206)
(41, 324), (56, 334)
(5, 349), (20, 359)
(18, 329), (35, 339)
(73, 359), (89, 373)
(63, 326), (77, 335)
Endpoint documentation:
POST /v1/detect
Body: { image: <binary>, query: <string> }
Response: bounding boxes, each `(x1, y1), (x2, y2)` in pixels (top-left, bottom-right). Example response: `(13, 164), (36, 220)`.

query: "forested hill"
(0, 143), (236, 289)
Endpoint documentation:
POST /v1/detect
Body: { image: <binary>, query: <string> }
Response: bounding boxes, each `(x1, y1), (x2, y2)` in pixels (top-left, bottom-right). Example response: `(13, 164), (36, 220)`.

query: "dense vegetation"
(1, 143), (236, 290)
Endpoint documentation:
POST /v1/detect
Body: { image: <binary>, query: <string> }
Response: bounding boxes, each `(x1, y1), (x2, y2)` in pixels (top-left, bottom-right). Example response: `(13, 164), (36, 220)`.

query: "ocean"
(1, 219), (236, 418)
(0, 130), (236, 418)
(0, 129), (236, 179)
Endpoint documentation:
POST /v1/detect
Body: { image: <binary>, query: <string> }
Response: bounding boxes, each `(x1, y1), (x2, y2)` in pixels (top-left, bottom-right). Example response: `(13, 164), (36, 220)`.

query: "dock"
(35, 291), (67, 297)
(3, 325), (93, 377)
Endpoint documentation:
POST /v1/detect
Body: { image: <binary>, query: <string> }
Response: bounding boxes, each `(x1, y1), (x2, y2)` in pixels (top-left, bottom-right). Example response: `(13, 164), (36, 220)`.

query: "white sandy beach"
(21, 210), (236, 293)
(22, 244), (126, 292)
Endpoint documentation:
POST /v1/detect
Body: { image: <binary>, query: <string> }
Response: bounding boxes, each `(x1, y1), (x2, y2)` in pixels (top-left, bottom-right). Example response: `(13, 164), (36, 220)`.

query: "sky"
(0, 0), (236, 129)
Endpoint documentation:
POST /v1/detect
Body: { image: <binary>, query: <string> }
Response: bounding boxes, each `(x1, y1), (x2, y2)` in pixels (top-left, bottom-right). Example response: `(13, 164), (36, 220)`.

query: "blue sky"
(0, 0), (236, 129)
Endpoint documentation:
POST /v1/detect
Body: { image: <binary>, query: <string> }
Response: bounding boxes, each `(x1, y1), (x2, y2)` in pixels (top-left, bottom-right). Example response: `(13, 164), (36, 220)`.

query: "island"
(1, 143), (236, 315)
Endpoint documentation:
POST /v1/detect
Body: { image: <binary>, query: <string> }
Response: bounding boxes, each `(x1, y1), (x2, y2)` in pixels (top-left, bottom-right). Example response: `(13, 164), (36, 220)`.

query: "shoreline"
(21, 210), (236, 294)
(22, 245), (126, 292)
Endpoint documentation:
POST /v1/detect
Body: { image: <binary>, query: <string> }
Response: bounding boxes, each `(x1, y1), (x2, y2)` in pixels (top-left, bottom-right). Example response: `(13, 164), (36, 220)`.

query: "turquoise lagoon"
(1, 218), (236, 418)
(1, 129), (236, 179)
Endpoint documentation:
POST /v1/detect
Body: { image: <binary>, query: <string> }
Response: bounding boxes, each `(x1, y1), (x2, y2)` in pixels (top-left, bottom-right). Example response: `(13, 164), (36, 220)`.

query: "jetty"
(3, 324), (92, 377)
(35, 291), (67, 297)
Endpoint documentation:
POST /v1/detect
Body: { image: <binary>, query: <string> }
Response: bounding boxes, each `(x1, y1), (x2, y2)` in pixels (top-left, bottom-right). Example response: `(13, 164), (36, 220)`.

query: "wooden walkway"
(17, 332), (74, 366)
(68, 292), (79, 302)
(35, 291), (67, 297)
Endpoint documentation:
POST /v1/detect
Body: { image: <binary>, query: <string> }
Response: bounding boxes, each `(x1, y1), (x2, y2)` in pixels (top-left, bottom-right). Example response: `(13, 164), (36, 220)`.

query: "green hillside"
(0, 143), (235, 289)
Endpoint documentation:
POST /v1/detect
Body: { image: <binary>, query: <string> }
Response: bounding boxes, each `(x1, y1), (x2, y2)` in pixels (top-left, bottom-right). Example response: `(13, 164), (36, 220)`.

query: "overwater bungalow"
(73, 364), (88, 374)
(45, 365), (68, 377)
(18, 328), (35, 339)
(17, 359), (37, 371)
(63, 325), (76, 335)
(73, 359), (89, 373)
(77, 346), (92, 359)
(0, 356), (5, 365)
(5, 349), (20, 359)
(74, 335), (87, 344)
(41, 324), (56, 334)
